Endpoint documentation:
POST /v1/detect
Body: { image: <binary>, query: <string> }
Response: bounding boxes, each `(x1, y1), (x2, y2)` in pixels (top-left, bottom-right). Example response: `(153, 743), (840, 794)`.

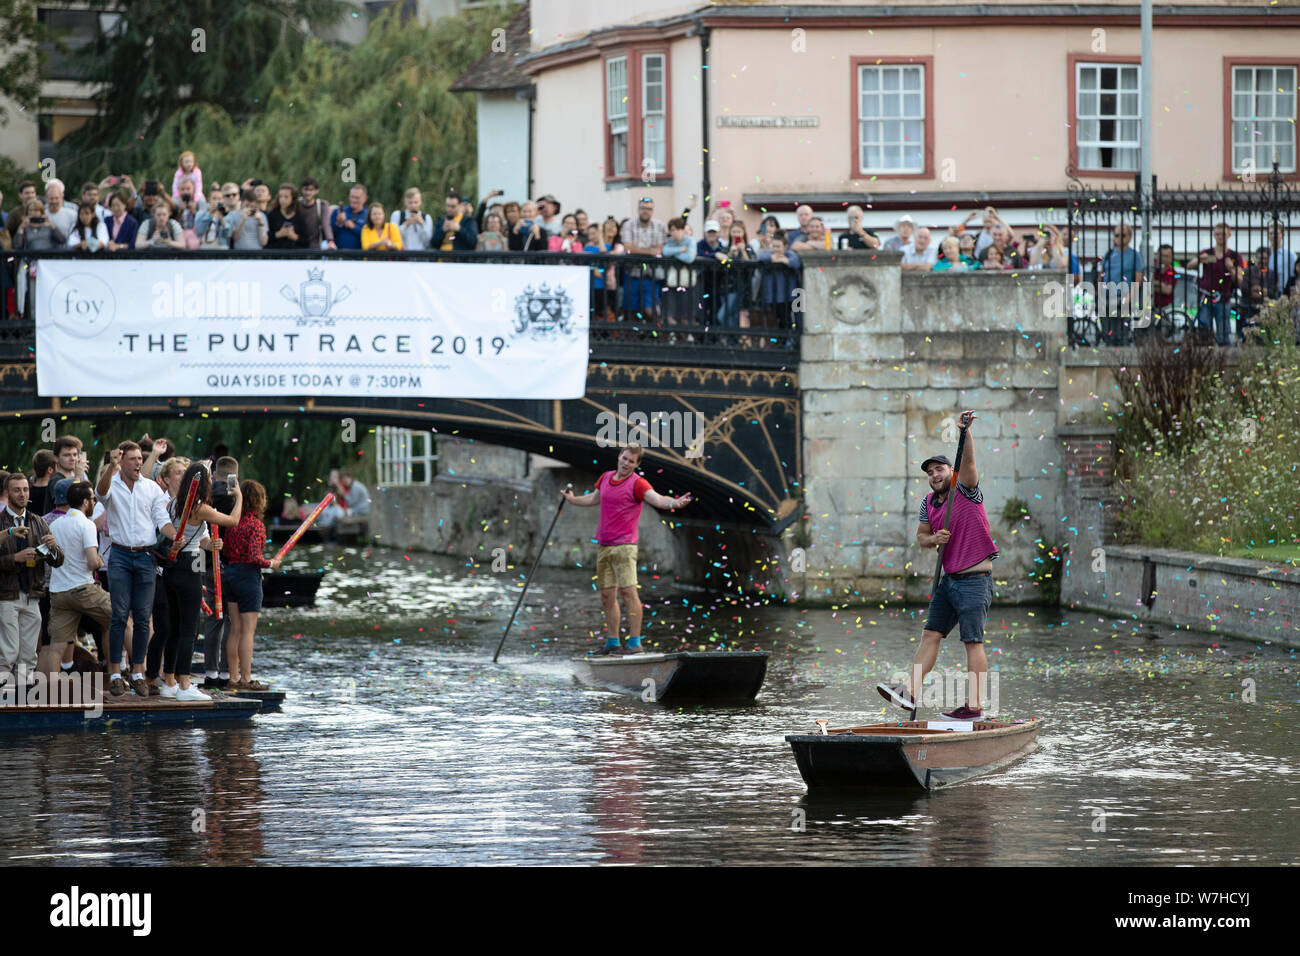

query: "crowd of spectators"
(0, 431), (366, 703)
(1, 152), (1295, 345)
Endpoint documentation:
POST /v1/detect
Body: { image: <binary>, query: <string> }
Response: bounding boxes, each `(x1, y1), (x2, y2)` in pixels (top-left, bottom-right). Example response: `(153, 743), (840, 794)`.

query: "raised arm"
(957, 410), (977, 488)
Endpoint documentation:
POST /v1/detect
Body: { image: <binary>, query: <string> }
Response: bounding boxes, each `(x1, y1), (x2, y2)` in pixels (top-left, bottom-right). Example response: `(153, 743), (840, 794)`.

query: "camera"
(35, 543), (52, 558)
(216, 203), (227, 215)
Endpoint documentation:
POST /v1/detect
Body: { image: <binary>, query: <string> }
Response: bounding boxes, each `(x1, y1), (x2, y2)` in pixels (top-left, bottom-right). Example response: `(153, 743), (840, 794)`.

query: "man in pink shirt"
(563, 444), (692, 655)
(878, 410), (998, 719)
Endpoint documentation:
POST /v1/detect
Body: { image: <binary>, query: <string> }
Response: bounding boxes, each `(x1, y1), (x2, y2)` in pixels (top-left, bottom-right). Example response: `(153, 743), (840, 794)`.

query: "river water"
(0, 545), (1294, 865)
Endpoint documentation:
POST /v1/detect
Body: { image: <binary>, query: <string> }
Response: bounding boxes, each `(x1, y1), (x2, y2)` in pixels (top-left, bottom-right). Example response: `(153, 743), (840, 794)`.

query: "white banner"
(35, 259), (591, 398)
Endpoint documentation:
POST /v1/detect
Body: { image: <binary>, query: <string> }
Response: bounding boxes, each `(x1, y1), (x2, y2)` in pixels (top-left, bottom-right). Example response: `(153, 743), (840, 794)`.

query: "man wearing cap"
(883, 215), (915, 253)
(878, 410), (998, 719)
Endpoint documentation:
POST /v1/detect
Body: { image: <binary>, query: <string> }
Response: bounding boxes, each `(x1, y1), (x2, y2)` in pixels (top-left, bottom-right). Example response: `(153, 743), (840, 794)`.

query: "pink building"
(514, 0), (1300, 235)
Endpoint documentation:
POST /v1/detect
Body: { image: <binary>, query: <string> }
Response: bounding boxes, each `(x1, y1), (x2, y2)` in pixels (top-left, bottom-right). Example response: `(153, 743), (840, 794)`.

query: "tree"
(0, 0), (47, 129)
(57, 0), (347, 177)
(56, 3), (511, 206)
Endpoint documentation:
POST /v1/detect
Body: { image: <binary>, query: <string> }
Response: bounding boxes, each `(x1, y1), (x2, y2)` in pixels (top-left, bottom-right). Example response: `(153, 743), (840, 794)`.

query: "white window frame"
(606, 56), (629, 178)
(1231, 65), (1297, 174)
(857, 64), (925, 175)
(641, 53), (666, 176)
(1076, 62), (1141, 172)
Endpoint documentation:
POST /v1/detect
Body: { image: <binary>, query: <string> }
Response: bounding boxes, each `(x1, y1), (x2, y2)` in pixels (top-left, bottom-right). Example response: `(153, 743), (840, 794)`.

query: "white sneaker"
(176, 686), (211, 702)
(160, 681), (179, 699)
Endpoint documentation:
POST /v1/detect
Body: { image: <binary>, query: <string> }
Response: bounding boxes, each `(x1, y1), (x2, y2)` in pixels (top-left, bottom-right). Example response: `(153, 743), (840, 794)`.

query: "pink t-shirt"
(596, 471), (651, 546)
(920, 480), (999, 574)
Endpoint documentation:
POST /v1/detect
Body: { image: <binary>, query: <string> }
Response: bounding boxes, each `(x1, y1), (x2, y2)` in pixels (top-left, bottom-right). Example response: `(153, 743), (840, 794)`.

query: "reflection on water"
(0, 545), (1294, 865)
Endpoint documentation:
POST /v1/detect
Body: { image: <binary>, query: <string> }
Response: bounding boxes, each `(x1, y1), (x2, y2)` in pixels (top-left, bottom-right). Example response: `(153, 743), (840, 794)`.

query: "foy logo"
(49, 886), (151, 936)
(46, 274), (116, 338)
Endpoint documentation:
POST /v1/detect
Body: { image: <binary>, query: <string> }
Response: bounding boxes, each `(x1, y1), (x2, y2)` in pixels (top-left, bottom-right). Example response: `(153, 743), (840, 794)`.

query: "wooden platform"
(571, 651), (769, 703)
(0, 691), (260, 733)
(786, 718), (1043, 791)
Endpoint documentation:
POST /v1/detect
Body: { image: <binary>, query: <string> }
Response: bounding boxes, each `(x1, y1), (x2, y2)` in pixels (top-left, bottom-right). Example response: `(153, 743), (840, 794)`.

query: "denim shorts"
(221, 563), (264, 613)
(923, 573), (993, 644)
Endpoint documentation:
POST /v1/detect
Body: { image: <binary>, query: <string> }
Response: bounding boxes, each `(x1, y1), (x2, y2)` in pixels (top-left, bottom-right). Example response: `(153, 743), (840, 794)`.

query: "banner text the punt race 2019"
(35, 259), (591, 398)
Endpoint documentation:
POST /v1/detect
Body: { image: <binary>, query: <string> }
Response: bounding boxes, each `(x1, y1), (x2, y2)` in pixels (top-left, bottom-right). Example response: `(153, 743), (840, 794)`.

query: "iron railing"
(1063, 161), (1298, 346)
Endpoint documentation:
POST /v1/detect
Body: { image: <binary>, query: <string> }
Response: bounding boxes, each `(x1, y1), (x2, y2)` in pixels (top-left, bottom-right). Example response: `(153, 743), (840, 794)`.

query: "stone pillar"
(796, 250), (1066, 605)
(1057, 423), (1120, 608)
(796, 250), (908, 604)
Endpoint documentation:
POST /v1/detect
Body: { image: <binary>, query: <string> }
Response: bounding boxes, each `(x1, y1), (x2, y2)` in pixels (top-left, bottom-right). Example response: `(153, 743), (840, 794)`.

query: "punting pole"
(929, 420), (972, 597)
(921, 416), (973, 721)
(492, 486), (570, 663)
(211, 523), (223, 619)
(272, 492), (335, 563)
(167, 477), (202, 562)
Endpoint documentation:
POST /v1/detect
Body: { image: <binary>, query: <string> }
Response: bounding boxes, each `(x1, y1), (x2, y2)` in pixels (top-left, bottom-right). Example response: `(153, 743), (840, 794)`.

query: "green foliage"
(56, 4), (510, 207)
(1001, 497), (1030, 527)
(58, 0), (347, 175)
(0, 415), (376, 513)
(0, 0), (47, 127)
(1115, 297), (1300, 556)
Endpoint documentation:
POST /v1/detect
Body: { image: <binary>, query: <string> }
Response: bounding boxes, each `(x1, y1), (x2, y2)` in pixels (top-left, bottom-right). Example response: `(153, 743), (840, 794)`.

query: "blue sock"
(604, 636), (621, 649)
(626, 635), (642, 649)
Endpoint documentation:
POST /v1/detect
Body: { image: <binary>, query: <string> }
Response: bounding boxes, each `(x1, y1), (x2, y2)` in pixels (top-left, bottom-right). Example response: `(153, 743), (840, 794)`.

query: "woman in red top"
(221, 480), (281, 690)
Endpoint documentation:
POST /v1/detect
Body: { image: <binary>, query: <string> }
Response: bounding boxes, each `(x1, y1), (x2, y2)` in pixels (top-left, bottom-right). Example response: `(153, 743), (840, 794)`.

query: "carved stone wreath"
(828, 275), (878, 326)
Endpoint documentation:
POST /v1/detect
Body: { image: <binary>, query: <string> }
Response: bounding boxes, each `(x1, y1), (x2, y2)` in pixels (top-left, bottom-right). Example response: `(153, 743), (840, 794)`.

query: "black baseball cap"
(920, 454), (952, 473)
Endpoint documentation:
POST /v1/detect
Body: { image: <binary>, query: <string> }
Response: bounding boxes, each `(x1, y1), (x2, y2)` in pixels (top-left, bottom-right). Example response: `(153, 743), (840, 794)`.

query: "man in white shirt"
(901, 227), (939, 271)
(392, 187), (434, 250)
(44, 179), (78, 237)
(95, 440), (178, 698)
(49, 482), (111, 669)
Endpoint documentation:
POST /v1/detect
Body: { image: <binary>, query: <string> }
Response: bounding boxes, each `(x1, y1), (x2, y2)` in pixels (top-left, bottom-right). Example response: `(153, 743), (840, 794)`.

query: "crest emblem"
(512, 282), (574, 340)
(280, 268), (353, 326)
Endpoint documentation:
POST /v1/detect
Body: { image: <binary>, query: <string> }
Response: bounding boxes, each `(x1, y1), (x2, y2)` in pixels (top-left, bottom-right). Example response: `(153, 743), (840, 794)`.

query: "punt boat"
(571, 650), (769, 703)
(786, 718), (1043, 791)
(261, 570), (325, 608)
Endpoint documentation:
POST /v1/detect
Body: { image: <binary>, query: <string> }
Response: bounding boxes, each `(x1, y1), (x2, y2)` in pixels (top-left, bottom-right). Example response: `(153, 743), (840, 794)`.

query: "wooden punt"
(786, 718), (1043, 791)
(261, 570), (325, 608)
(0, 692), (260, 733)
(571, 651), (769, 702)
(228, 688), (286, 713)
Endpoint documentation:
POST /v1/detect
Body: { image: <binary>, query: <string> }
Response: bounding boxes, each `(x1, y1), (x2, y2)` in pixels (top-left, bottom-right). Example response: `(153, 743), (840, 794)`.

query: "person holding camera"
(13, 198), (66, 316)
(195, 185), (235, 249)
(0, 473), (64, 694)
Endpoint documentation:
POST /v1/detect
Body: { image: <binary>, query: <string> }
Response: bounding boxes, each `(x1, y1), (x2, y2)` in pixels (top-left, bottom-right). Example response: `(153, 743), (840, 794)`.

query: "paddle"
(929, 413), (973, 597)
(492, 486), (570, 663)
